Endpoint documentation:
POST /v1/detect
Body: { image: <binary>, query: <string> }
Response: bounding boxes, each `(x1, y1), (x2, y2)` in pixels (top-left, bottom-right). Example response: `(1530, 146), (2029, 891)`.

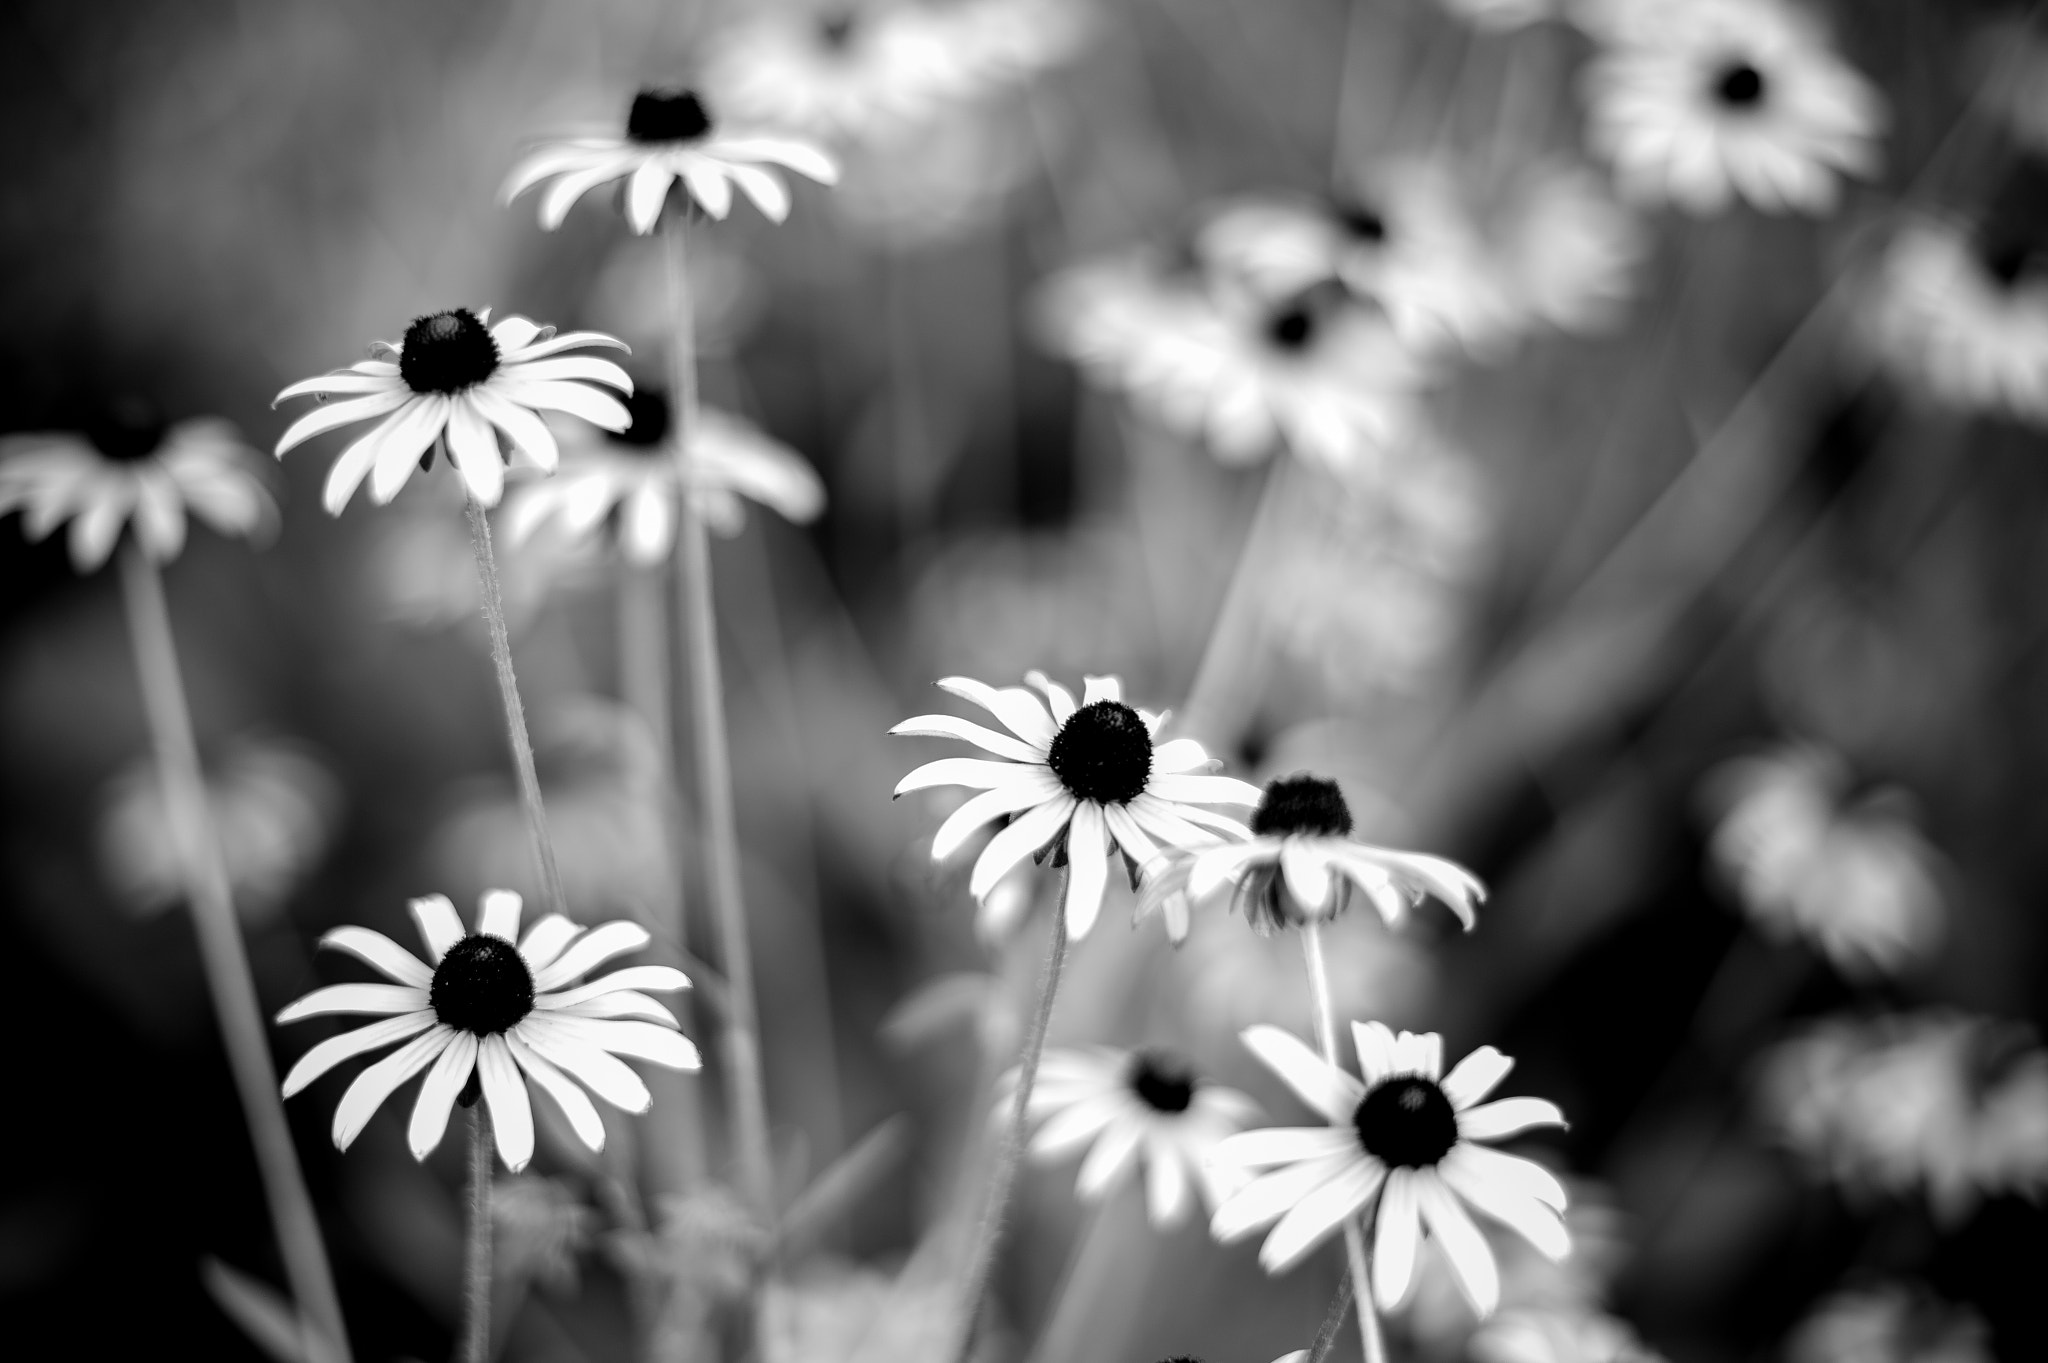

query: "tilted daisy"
(276, 889), (698, 1172)
(0, 409), (275, 571)
(1018, 1046), (1261, 1227)
(273, 309), (633, 513)
(891, 672), (1259, 937)
(504, 88), (838, 233)
(1211, 1022), (1570, 1316)
(500, 388), (825, 565)
(1582, 0), (1884, 215)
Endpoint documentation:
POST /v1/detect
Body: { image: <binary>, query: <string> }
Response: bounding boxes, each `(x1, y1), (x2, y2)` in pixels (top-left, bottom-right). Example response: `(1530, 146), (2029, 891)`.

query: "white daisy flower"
(276, 889), (698, 1172)
(1018, 1046), (1262, 1227)
(1493, 161), (1648, 337)
(1139, 775), (1484, 944)
(1211, 1022), (1570, 1317)
(1582, 0), (1884, 215)
(500, 389), (825, 565)
(503, 88), (837, 234)
(1787, 1283), (1992, 1363)
(0, 410), (275, 571)
(891, 672), (1259, 938)
(273, 308), (634, 513)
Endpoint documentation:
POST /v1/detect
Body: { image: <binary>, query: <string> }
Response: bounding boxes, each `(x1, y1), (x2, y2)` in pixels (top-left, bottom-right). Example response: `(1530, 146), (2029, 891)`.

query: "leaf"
(199, 1257), (310, 1363)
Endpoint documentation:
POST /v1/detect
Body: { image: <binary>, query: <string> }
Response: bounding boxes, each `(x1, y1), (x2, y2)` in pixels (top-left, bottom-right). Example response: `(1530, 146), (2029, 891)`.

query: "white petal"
(479, 1034), (536, 1171)
(280, 1011), (436, 1096)
(557, 991), (680, 1025)
(1417, 1175), (1501, 1317)
(1373, 1168), (1421, 1307)
(500, 356), (634, 391)
(1075, 1118), (1143, 1198)
(273, 388), (408, 455)
(519, 914), (582, 972)
(1439, 1147), (1571, 1261)
(1441, 1047), (1514, 1111)
(1025, 671), (1077, 723)
(1146, 1139), (1193, 1226)
(1063, 802), (1110, 939)
(1446, 1144), (1568, 1211)
(1210, 1153), (1357, 1240)
(890, 713), (1043, 764)
(1457, 1098), (1568, 1143)
(332, 1027), (453, 1151)
(478, 888), (522, 943)
(532, 920), (651, 991)
(1081, 675), (1122, 705)
(678, 161), (733, 220)
(408, 1031), (479, 1159)
(444, 399), (505, 507)
(516, 1018), (653, 1111)
(895, 757), (1040, 796)
(537, 965), (691, 1010)
(320, 926), (433, 988)
(368, 395), (450, 505)
(470, 388), (560, 472)
(1260, 1158), (1385, 1273)
(506, 1032), (607, 1151)
(545, 1015), (701, 1069)
(935, 676), (1058, 747)
(932, 773), (1066, 861)
(1214, 1127), (1356, 1170)
(1150, 738), (1214, 774)
(1029, 1094), (1123, 1158)
(626, 159), (674, 233)
(968, 795), (1075, 900)
(1149, 774), (1265, 807)
(1352, 1021), (1399, 1087)
(276, 983), (426, 1023)
(409, 894), (464, 963)
(1280, 842), (1335, 914)
(491, 379), (631, 432)
(1242, 1025), (1364, 1123)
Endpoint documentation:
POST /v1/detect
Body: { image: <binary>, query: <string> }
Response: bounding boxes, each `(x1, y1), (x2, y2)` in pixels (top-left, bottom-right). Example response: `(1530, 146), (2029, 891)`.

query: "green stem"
(1301, 924), (1386, 1363)
(462, 1105), (493, 1363)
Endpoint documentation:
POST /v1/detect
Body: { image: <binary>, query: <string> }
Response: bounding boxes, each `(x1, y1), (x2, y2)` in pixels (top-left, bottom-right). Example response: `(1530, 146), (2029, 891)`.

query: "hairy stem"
(1306, 1270), (1355, 1363)
(463, 1105), (493, 1363)
(1301, 924), (1386, 1363)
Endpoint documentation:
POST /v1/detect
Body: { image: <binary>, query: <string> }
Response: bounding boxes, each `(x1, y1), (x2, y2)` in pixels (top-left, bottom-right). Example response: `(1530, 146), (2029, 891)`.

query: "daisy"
(503, 88), (837, 233)
(1020, 1046), (1262, 1227)
(276, 888), (698, 1172)
(1491, 161), (1647, 337)
(1582, 0), (1884, 215)
(0, 410), (275, 571)
(273, 309), (634, 513)
(1211, 1022), (1570, 1316)
(500, 389), (825, 565)
(1140, 774), (1484, 943)
(891, 672), (1259, 938)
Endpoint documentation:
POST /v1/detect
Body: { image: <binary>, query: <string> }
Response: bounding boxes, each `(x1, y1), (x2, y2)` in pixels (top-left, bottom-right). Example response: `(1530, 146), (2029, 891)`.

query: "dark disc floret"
(627, 88), (715, 144)
(817, 10), (857, 49)
(1353, 1076), (1459, 1168)
(1266, 301), (1318, 352)
(608, 388), (673, 450)
(1251, 774), (1354, 839)
(1335, 199), (1388, 243)
(1712, 60), (1767, 108)
(399, 310), (500, 396)
(1045, 699), (1153, 805)
(1128, 1050), (1198, 1114)
(430, 934), (536, 1036)
(86, 396), (168, 464)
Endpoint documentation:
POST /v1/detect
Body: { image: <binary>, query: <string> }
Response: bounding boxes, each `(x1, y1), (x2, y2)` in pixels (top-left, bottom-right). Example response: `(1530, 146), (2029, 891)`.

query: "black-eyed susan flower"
(0, 408), (275, 571)
(1211, 1022), (1570, 1316)
(892, 672), (1258, 938)
(274, 309), (633, 512)
(503, 88), (837, 233)
(277, 889), (697, 1171)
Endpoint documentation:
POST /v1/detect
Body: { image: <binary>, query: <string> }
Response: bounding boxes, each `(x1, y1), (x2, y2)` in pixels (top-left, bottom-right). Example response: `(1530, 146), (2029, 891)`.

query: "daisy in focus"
(1211, 1022), (1570, 1316)
(0, 407), (275, 571)
(276, 889), (698, 1171)
(1019, 1046), (1261, 1227)
(273, 309), (633, 512)
(892, 672), (1258, 937)
(1582, 0), (1884, 215)
(504, 88), (837, 233)
(501, 388), (825, 564)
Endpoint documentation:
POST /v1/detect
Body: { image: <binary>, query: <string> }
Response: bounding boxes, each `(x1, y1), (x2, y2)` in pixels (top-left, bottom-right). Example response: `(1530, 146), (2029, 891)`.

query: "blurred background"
(3, 1), (2047, 1360)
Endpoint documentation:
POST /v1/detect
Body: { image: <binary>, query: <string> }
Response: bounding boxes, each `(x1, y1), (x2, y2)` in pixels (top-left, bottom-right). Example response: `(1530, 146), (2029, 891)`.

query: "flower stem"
(116, 544), (353, 1363)
(462, 1104), (494, 1363)
(1300, 924), (1386, 1363)
(663, 210), (776, 1218)
(1177, 457), (1291, 752)
(949, 885), (1072, 1363)
(464, 492), (568, 917)
(1306, 1270), (1355, 1363)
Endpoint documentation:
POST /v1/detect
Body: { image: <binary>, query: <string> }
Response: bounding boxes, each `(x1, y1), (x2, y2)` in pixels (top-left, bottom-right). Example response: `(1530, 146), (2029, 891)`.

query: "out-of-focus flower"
(1472, 1306), (1665, 1363)
(1492, 161), (1648, 336)
(1434, 0), (1562, 32)
(1017, 1046), (1261, 1226)
(1212, 1022), (1570, 1314)
(1786, 1282), (1993, 1363)
(0, 407), (274, 571)
(1756, 1010), (2048, 1220)
(1138, 774), (1482, 943)
(98, 736), (341, 925)
(274, 309), (633, 511)
(501, 391), (824, 565)
(830, 99), (1040, 247)
(1703, 744), (1943, 978)
(494, 1174), (596, 1292)
(1582, 0), (1884, 215)
(503, 88), (837, 233)
(1858, 214), (2048, 429)
(276, 889), (697, 1171)
(892, 673), (1258, 938)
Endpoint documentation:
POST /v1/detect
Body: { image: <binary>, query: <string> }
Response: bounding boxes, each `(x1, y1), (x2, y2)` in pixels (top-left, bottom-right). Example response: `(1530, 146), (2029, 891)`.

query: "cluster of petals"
(1155, 830), (1483, 944)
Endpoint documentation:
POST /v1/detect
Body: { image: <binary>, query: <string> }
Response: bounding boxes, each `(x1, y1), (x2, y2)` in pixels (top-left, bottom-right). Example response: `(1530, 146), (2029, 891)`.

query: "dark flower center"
(86, 396), (168, 464)
(608, 388), (672, 449)
(626, 88), (715, 144)
(1251, 774), (1354, 838)
(1353, 1076), (1459, 1168)
(1336, 200), (1387, 243)
(818, 11), (857, 49)
(1979, 232), (2043, 289)
(1045, 699), (1153, 805)
(1267, 305), (1316, 351)
(399, 310), (500, 395)
(1128, 1051), (1197, 1114)
(430, 934), (535, 1036)
(1713, 61), (1766, 108)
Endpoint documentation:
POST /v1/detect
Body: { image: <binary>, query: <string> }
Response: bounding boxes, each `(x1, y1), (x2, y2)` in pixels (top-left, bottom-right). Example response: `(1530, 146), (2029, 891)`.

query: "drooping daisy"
(500, 388), (825, 565)
(1582, 0), (1884, 215)
(0, 408), (275, 571)
(1211, 1022), (1570, 1316)
(503, 88), (838, 233)
(892, 672), (1259, 937)
(277, 889), (698, 1171)
(273, 309), (634, 512)
(1139, 775), (1483, 943)
(1019, 1046), (1261, 1227)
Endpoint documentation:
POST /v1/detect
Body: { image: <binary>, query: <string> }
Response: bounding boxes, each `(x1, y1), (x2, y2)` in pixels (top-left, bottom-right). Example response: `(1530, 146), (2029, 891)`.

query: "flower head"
(1211, 1022), (1569, 1317)
(274, 309), (634, 512)
(276, 889), (698, 1171)
(892, 672), (1258, 937)
(503, 87), (838, 233)
(0, 408), (275, 571)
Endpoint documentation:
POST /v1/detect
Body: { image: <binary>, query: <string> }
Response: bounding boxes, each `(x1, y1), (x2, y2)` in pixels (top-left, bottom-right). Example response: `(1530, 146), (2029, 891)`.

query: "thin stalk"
(462, 1105), (494, 1363)
(116, 543), (353, 1363)
(1306, 1271), (1355, 1363)
(1301, 924), (1387, 1363)
(948, 885), (1073, 1363)
(1025, 1189), (1126, 1363)
(1177, 457), (1291, 750)
(464, 492), (567, 917)
(663, 210), (776, 1217)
